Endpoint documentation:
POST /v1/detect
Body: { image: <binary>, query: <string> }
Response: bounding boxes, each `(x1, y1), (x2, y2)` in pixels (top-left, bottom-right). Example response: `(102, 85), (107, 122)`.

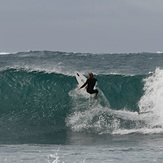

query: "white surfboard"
(75, 71), (87, 87)
(75, 71), (89, 97)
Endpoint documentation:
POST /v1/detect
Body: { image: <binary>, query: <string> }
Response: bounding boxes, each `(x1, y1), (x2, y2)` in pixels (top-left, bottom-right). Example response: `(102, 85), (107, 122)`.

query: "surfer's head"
(88, 72), (93, 78)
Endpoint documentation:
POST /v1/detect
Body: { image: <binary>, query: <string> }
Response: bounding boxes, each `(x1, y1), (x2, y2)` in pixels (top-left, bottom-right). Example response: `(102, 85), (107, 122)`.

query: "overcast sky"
(1, 0), (163, 53)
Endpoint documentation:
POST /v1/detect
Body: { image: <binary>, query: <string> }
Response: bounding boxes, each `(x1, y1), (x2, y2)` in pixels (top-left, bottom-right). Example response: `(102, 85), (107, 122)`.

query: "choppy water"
(1, 51), (163, 162)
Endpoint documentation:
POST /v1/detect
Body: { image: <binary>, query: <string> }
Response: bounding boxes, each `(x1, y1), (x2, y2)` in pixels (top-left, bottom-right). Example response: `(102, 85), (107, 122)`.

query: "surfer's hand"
(77, 88), (81, 90)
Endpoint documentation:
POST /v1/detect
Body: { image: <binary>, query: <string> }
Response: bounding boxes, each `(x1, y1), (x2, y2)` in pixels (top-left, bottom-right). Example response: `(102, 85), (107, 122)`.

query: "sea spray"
(67, 86), (145, 134)
(67, 86), (114, 133)
(139, 68), (163, 128)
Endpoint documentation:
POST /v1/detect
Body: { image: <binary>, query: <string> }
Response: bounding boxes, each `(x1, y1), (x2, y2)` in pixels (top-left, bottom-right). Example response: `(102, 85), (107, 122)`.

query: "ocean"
(1, 51), (163, 162)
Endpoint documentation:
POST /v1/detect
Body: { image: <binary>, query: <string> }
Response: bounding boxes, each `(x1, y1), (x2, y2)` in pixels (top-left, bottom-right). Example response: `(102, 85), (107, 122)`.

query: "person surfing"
(78, 72), (98, 97)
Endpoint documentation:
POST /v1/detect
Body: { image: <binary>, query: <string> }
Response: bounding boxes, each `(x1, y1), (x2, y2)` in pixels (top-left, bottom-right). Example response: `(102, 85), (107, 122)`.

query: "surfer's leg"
(94, 89), (98, 97)
(88, 89), (98, 97)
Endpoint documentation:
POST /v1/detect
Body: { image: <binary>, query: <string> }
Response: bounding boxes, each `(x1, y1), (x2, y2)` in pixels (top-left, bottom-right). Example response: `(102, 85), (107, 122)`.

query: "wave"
(1, 68), (163, 142)
(138, 68), (163, 128)
(0, 52), (11, 55)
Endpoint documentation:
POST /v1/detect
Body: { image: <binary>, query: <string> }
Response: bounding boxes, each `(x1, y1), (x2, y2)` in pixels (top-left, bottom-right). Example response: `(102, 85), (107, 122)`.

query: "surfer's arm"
(78, 80), (88, 90)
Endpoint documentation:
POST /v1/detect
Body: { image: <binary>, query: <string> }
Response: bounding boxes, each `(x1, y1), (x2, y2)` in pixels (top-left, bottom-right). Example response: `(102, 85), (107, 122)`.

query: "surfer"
(78, 72), (98, 97)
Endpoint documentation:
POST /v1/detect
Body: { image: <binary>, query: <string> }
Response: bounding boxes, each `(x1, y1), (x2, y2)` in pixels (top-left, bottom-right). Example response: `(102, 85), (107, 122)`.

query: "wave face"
(0, 69), (75, 143)
(1, 51), (163, 143)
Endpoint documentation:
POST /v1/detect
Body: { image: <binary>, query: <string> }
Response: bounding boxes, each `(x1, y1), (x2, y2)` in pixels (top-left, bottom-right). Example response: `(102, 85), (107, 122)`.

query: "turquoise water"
(1, 51), (163, 162)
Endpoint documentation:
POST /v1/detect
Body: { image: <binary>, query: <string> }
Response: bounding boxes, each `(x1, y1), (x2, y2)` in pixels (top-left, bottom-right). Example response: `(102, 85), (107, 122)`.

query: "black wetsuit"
(80, 77), (98, 94)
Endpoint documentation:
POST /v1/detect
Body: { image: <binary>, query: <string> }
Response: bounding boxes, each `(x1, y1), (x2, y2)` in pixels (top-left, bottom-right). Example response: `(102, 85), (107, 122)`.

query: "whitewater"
(1, 51), (163, 162)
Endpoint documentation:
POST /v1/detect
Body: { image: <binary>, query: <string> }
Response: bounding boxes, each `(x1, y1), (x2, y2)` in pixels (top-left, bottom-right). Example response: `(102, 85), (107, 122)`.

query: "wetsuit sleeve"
(80, 79), (88, 89)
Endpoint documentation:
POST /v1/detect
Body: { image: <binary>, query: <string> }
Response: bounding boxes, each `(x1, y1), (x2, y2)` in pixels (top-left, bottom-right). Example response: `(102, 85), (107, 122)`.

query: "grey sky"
(1, 0), (163, 53)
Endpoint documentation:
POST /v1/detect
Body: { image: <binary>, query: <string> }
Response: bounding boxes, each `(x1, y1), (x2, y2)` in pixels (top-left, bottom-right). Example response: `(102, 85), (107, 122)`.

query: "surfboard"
(75, 71), (90, 97)
(75, 71), (87, 87)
